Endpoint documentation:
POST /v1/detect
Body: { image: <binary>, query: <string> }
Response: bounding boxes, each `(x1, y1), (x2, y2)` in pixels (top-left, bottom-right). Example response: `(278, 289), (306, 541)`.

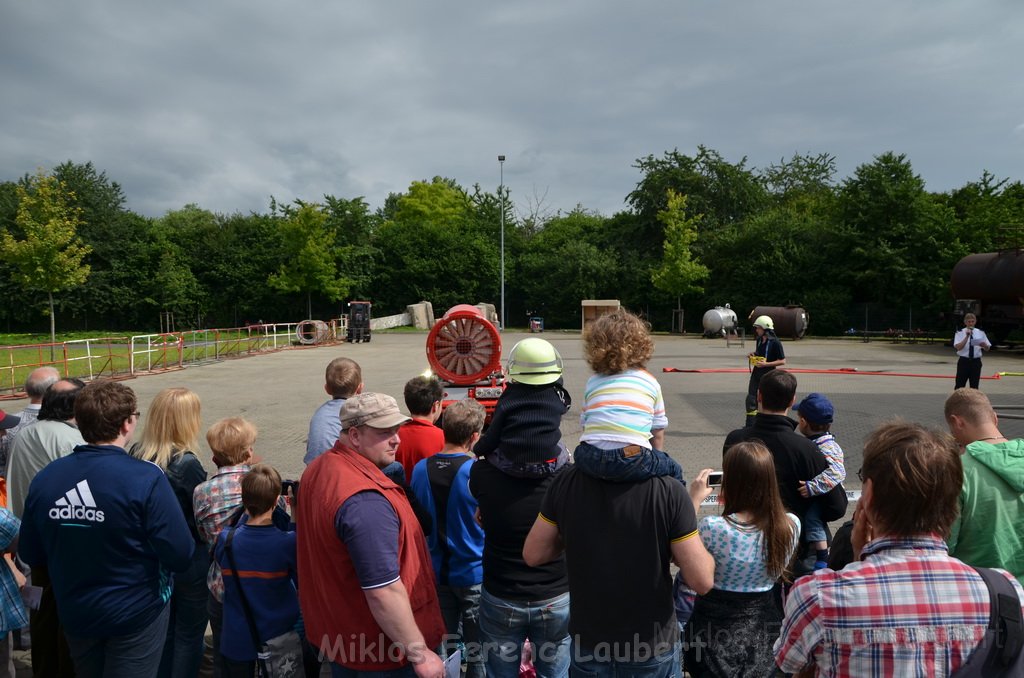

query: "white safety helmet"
(753, 315), (774, 331)
(507, 338), (563, 385)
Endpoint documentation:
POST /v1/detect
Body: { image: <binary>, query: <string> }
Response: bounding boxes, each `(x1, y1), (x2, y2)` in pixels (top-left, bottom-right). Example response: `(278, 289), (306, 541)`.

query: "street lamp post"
(498, 155), (505, 331)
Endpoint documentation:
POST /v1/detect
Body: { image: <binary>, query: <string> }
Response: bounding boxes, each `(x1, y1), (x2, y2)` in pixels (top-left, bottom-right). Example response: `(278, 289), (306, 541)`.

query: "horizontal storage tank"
(748, 305), (809, 340)
(951, 252), (1024, 304)
(702, 306), (738, 336)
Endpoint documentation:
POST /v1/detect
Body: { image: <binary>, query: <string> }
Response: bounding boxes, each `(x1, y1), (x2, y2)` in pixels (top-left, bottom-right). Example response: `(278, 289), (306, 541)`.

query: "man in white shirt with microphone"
(953, 313), (992, 389)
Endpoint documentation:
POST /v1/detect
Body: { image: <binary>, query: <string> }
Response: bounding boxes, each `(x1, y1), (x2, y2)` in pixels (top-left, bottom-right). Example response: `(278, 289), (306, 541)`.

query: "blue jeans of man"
(570, 641), (680, 678)
(438, 583), (484, 678)
(478, 587), (570, 678)
(573, 442), (684, 484)
(330, 662), (417, 678)
(65, 602), (171, 678)
(158, 545), (211, 678)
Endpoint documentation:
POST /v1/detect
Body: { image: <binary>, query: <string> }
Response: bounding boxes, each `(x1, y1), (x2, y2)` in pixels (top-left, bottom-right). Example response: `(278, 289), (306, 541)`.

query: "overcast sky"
(2, 2), (1022, 220)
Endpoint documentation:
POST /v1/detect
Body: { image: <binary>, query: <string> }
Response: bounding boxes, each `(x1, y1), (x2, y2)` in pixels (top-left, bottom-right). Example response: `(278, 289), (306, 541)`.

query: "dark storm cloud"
(1, 1), (1022, 218)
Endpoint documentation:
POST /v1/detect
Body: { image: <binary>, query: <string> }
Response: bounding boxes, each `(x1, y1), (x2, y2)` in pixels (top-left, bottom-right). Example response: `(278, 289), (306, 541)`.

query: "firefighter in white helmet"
(745, 314), (786, 426)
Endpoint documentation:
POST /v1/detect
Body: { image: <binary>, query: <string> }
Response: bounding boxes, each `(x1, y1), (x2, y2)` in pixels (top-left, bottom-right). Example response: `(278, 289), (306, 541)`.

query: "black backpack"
(950, 567), (1024, 677)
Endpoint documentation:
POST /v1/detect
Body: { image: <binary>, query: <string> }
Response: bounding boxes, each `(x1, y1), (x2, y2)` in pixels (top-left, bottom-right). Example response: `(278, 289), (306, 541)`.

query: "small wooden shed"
(581, 299), (621, 332)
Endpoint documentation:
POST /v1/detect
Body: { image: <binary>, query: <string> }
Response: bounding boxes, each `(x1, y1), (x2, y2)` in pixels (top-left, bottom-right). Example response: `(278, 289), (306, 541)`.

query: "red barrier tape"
(661, 367), (1001, 380)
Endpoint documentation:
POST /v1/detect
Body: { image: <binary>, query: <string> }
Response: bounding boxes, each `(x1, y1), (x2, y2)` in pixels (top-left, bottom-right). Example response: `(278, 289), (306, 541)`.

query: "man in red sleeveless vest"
(297, 392), (446, 678)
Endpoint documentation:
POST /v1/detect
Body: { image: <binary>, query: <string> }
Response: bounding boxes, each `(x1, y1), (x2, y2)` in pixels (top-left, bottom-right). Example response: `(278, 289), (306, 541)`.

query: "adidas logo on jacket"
(49, 479), (105, 522)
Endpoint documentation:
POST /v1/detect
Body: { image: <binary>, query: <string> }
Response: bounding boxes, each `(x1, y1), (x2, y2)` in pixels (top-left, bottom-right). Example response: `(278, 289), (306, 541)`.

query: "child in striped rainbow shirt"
(572, 309), (684, 483)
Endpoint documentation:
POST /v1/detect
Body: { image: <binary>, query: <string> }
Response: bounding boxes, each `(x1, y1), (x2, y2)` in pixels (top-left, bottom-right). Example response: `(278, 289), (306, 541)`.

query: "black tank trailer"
(951, 251), (1024, 345)
(748, 305), (809, 340)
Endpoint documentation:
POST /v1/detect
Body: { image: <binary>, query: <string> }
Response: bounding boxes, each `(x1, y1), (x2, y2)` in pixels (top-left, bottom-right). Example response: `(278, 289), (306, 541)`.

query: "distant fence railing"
(0, 337), (134, 394)
(1, 320), (348, 398)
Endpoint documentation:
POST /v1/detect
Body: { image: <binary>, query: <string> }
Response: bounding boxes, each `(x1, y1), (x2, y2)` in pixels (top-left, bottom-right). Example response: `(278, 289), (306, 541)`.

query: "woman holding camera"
(683, 442), (801, 677)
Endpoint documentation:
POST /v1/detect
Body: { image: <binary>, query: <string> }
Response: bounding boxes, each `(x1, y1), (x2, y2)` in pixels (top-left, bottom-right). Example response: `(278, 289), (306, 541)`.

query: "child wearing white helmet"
(744, 314), (786, 426)
(572, 309), (683, 483)
(473, 338), (572, 477)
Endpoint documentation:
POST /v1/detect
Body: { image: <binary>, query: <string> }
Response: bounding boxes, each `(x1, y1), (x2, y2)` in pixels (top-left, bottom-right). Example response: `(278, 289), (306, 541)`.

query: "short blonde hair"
(944, 388), (995, 427)
(132, 387), (202, 469)
(206, 417), (257, 467)
(584, 309), (654, 375)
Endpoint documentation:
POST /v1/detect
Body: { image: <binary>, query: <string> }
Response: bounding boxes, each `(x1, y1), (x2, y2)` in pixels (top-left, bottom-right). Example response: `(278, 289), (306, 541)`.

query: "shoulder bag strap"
(974, 566), (1024, 670)
(225, 527), (270, 673)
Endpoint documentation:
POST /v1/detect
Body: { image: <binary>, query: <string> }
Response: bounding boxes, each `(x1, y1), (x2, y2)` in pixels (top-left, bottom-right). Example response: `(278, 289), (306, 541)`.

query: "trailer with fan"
(425, 304), (506, 422)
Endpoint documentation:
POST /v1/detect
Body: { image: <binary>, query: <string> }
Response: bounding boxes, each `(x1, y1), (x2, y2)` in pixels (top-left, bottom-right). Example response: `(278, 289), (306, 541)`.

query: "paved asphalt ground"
(6, 330), (1024, 674)
(6, 330), (1024, 487)
(7, 330), (1023, 491)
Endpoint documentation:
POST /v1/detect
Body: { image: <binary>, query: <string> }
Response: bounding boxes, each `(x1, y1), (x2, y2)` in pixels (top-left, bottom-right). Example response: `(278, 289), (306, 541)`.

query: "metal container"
(702, 306), (738, 337)
(748, 305), (809, 339)
(951, 251), (1024, 304)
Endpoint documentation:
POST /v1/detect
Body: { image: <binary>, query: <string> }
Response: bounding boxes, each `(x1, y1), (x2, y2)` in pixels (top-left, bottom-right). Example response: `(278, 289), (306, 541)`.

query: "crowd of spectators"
(1, 311), (1023, 678)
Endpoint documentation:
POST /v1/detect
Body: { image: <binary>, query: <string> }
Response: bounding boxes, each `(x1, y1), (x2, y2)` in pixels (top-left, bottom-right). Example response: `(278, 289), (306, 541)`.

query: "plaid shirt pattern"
(193, 464), (250, 602)
(0, 509), (28, 634)
(775, 534), (1024, 677)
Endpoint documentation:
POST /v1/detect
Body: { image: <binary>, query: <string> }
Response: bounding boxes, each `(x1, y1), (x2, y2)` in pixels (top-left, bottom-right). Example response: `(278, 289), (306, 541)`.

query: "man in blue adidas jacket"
(19, 380), (194, 678)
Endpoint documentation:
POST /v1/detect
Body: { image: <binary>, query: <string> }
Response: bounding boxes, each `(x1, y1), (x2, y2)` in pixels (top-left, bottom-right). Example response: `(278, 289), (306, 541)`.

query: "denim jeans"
(220, 656), (255, 678)
(486, 445), (570, 478)
(0, 634), (13, 678)
(65, 602), (171, 678)
(802, 498), (828, 543)
(158, 545), (211, 678)
(438, 583), (484, 678)
(573, 442), (684, 484)
(208, 592), (224, 677)
(570, 641), (680, 678)
(330, 662), (416, 678)
(478, 587), (570, 678)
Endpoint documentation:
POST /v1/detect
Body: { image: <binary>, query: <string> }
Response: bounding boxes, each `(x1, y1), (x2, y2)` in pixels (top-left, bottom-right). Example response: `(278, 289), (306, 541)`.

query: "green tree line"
(1, 151), (1022, 336)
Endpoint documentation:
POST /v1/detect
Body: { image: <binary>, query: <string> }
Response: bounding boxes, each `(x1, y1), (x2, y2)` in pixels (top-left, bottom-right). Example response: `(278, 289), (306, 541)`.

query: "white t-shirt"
(954, 327), (990, 359)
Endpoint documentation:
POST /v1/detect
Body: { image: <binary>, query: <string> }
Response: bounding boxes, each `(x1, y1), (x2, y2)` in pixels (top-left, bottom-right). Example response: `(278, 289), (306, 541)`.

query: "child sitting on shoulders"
(794, 392), (846, 569)
(573, 309), (683, 483)
(474, 338), (571, 478)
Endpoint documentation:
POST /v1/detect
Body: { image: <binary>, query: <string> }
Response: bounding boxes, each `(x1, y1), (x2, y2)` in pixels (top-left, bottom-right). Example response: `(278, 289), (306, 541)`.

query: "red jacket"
(297, 441), (444, 670)
(395, 417), (445, 483)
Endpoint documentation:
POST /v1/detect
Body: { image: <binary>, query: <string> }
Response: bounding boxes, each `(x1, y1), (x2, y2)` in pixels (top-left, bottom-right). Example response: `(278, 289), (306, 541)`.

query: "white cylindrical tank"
(702, 306), (738, 337)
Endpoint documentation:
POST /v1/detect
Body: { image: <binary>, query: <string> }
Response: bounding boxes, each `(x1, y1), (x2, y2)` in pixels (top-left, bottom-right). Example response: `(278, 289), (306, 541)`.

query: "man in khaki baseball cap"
(337, 393), (411, 468)
(340, 392), (411, 430)
(297, 393), (445, 677)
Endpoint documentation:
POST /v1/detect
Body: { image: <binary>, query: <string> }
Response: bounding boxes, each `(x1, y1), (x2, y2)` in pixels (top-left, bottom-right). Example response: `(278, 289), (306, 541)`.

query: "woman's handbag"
(225, 527), (304, 678)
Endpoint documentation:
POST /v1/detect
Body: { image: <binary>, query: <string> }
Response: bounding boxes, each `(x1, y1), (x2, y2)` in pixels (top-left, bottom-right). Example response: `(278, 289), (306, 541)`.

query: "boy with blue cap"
(794, 392), (846, 569)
